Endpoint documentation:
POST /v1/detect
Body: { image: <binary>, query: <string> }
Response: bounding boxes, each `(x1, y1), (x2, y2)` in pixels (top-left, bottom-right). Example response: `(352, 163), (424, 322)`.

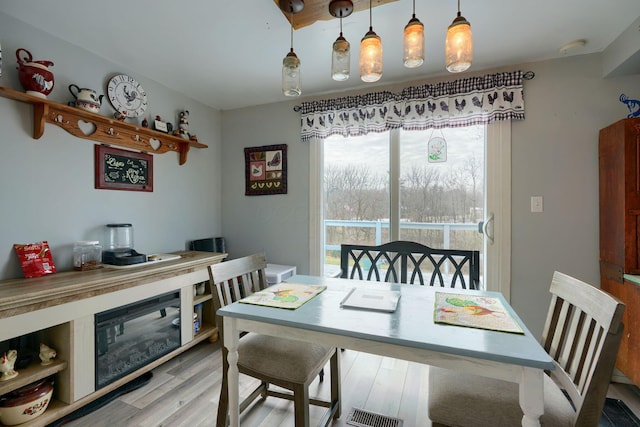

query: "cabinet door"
(599, 118), (640, 273)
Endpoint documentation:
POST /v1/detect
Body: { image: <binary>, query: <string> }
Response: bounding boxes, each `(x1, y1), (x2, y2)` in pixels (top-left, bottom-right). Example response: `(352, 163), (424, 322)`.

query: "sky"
(324, 125), (485, 178)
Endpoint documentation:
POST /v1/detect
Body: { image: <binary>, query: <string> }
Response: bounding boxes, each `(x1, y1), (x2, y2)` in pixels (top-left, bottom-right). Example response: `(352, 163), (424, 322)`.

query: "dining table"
(217, 275), (555, 427)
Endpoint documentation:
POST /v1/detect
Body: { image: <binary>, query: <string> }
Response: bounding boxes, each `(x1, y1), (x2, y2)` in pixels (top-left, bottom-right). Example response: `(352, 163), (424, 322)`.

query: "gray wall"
(0, 13), (223, 279)
(221, 54), (640, 337)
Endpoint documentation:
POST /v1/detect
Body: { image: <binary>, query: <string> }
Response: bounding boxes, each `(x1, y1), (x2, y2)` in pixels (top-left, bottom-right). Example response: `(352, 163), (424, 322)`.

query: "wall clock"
(107, 74), (148, 118)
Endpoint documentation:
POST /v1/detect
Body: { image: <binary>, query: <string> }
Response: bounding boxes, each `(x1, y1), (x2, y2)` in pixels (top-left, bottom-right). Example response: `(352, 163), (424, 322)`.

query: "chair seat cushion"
(239, 334), (333, 384)
(428, 366), (575, 427)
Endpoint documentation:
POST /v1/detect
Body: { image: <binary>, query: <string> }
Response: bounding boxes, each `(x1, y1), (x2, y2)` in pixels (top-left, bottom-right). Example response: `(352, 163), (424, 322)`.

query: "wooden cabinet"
(599, 117), (640, 386)
(0, 251), (225, 426)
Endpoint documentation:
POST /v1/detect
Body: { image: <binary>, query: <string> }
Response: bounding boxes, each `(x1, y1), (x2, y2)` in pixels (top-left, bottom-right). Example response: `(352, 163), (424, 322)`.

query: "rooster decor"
(39, 343), (57, 366)
(0, 350), (18, 381)
(620, 94), (640, 118)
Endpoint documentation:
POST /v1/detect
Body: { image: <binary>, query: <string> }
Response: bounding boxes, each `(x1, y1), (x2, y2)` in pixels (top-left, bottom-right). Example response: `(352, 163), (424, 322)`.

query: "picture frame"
(94, 144), (153, 192)
(244, 144), (287, 196)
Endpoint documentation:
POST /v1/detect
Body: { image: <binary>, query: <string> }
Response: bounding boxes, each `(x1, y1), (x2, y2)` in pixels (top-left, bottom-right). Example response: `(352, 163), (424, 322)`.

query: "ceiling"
(1, 1), (639, 111)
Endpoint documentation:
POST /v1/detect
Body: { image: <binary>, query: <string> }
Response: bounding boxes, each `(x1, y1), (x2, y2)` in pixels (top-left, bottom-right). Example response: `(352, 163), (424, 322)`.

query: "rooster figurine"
(0, 350), (18, 381)
(39, 343), (57, 366)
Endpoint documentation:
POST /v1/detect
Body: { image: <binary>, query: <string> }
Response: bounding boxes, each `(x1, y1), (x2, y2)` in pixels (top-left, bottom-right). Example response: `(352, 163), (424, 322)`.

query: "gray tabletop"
(217, 275), (555, 370)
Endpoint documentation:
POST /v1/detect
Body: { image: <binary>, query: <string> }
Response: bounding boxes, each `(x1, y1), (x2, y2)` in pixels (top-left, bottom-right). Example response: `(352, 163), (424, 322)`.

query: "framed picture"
(95, 145), (153, 192)
(244, 144), (287, 196)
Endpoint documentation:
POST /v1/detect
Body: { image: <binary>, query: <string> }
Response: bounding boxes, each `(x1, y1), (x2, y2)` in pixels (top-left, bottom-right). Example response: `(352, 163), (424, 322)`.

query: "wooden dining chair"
(209, 253), (341, 427)
(340, 240), (480, 289)
(428, 271), (625, 427)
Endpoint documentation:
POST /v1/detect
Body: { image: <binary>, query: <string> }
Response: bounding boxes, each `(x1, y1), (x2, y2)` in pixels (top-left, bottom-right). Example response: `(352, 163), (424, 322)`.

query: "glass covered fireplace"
(95, 291), (181, 389)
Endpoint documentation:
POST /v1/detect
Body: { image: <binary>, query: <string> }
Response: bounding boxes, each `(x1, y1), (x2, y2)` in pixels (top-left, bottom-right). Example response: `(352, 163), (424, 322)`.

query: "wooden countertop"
(0, 251), (226, 319)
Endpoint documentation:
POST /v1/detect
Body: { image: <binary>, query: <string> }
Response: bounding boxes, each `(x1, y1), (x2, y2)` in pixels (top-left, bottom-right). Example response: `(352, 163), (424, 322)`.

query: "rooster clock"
(107, 74), (148, 118)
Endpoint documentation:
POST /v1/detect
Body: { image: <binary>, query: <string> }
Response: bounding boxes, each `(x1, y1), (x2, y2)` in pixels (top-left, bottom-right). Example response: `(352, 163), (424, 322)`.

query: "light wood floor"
(62, 340), (640, 426)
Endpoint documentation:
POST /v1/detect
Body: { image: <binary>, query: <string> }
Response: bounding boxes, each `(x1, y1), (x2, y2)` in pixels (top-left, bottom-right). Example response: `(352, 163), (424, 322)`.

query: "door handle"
(482, 213), (495, 245)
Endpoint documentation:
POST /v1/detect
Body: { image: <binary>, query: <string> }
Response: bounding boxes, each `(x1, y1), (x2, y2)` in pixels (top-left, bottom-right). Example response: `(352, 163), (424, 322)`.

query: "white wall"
(221, 101), (309, 267)
(221, 54), (640, 337)
(0, 13), (223, 279)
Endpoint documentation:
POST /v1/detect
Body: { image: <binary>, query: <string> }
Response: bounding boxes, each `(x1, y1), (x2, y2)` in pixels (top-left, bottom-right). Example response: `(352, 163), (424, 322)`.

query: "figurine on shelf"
(0, 350), (18, 381)
(178, 110), (190, 140)
(141, 117), (149, 128)
(39, 343), (56, 366)
(114, 110), (127, 122)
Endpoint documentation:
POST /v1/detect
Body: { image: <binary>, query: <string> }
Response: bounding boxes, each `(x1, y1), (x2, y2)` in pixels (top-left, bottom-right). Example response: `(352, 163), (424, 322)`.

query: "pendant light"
(445, 0), (473, 73)
(281, 0), (304, 97)
(403, 0), (424, 68)
(359, 0), (382, 83)
(330, 0), (353, 81)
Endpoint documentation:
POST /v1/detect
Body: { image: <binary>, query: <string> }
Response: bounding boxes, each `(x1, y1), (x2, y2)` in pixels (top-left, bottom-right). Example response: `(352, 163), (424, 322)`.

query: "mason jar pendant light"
(281, 0), (304, 97)
(330, 0), (353, 81)
(445, 0), (473, 73)
(359, 0), (382, 83)
(403, 0), (424, 68)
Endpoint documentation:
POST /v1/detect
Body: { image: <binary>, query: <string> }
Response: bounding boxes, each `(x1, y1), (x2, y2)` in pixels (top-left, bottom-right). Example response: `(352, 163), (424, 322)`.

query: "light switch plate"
(531, 196), (543, 213)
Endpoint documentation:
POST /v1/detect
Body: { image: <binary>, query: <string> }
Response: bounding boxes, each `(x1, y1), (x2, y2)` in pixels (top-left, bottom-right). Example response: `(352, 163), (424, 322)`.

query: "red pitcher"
(16, 48), (54, 98)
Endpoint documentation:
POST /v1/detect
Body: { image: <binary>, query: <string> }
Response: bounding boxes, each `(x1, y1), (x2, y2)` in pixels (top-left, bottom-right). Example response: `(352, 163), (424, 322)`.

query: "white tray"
(103, 253), (181, 269)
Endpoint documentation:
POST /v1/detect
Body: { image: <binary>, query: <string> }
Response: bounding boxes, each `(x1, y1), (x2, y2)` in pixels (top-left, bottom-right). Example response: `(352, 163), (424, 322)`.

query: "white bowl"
(0, 378), (53, 425)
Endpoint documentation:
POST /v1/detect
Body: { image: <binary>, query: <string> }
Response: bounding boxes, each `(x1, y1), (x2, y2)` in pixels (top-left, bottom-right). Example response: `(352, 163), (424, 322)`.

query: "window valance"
(299, 70), (526, 142)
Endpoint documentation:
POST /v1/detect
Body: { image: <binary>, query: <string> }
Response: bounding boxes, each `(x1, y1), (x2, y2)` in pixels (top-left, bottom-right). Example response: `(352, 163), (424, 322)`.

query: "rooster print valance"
(298, 70), (525, 142)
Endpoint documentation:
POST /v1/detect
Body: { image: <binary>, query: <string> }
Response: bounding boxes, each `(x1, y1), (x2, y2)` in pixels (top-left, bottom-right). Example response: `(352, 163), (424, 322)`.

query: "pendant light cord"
(290, 10), (294, 52)
(369, 0), (373, 31)
(457, 0), (461, 17)
(412, 0), (416, 18)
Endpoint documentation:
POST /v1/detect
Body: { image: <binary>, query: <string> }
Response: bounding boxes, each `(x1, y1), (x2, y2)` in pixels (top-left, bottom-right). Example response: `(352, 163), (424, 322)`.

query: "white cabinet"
(0, 251), (225, 426)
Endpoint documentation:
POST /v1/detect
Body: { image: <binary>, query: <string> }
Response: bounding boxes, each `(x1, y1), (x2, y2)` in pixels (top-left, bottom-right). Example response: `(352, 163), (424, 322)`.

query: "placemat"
(434, 292), (524, 334)
(239, 283), (326, 309)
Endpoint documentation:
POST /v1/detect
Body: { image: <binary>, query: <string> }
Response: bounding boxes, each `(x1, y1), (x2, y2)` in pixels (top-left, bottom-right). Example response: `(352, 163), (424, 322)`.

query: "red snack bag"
(13, 241), (57, 278)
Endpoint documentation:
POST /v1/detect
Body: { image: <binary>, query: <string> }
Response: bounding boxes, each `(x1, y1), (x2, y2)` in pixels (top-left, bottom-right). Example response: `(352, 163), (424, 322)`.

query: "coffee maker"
(101, 223), (147, 266)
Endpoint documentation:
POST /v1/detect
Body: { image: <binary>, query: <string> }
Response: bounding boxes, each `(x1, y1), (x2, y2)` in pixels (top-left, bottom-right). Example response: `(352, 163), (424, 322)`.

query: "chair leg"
(330, 350), (341, 419)
(217, 349), (230, 427)
(293, 383), (310, 427)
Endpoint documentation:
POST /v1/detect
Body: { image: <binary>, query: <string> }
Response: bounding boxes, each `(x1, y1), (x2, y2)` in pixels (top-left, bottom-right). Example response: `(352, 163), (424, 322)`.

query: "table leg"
(519, 367), (544, 427)
(223, 317), (240, 427)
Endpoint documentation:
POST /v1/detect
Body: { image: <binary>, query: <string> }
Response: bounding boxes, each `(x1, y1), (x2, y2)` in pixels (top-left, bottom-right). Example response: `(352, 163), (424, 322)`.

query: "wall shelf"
(0, 87), (207, 165)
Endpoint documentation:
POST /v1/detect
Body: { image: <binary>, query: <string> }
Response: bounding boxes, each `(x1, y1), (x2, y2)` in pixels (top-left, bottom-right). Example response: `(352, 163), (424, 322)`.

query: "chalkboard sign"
(95, 145), (153, 192)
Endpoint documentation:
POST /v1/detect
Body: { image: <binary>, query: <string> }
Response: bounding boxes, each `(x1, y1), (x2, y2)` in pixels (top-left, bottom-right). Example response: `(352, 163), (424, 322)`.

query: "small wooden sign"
(95, 145), (153, 192)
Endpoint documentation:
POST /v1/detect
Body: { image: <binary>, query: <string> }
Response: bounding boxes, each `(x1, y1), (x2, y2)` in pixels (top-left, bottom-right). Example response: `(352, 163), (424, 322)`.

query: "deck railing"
(323, 220), (482, 278)
(324, 220), (479, 252)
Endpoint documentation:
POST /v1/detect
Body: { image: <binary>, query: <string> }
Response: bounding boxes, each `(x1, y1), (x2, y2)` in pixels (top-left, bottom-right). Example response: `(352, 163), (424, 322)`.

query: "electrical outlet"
(531, 196), (543, 213)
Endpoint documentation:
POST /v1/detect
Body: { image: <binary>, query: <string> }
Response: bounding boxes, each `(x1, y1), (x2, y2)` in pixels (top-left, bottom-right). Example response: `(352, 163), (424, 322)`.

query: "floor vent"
(346, 407), (404, 427)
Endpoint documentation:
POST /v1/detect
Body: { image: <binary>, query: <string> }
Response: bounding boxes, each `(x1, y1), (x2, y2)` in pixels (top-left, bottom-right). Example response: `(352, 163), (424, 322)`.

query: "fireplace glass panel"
(95, 291), (181, 389)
